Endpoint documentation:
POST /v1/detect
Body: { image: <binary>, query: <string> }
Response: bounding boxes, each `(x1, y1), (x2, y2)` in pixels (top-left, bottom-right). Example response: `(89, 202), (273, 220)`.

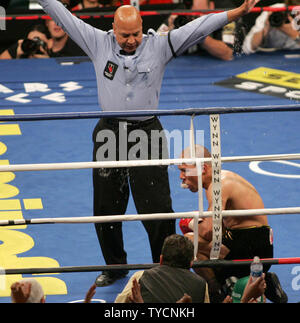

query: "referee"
(38, 0), (259, 287)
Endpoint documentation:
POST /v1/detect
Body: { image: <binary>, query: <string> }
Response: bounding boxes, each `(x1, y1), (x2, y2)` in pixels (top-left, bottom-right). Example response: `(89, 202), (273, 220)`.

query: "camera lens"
(269, 12), (287, 27)
(21, 39), (40, 55)
(21, 37), (47, 56)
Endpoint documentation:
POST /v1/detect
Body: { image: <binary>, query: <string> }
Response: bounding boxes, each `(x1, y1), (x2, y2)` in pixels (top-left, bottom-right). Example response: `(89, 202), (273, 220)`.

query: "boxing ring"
(0, 48), (300, 303)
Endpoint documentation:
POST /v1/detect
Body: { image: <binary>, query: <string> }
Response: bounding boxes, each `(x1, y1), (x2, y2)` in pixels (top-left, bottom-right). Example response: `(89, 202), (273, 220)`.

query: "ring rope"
(0, 153), (299, 172)
(2, 207), (300, 227)
(4, 5), (300, 20)
(2, 104), (299, 271)
(1, 104), (300, 121)
(3, 257), (300, 275)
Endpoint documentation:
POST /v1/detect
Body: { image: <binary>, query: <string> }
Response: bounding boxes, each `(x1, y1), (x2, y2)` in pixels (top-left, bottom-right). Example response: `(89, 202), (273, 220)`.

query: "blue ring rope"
(1, 104), (300, 121)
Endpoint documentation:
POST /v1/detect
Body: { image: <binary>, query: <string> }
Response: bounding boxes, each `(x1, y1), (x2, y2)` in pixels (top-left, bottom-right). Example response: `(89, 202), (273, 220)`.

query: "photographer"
(45, 18), (86, 57)
(242, 0), (300, 54)
(157, 5), (233, 61)
(0, 24), (52, 59)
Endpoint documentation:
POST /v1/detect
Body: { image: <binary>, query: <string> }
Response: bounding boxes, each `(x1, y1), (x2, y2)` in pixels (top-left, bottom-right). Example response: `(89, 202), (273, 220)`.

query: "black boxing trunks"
(216, 226), (274, 284)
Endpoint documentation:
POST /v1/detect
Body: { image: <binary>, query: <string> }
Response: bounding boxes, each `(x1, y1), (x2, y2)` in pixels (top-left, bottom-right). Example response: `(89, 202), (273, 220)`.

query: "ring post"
(209, 114), (223, 260)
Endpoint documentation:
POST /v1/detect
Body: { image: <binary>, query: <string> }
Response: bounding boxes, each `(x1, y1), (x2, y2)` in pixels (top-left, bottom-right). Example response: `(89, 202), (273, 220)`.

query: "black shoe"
(95, 271), (128, 287)
(265, 272), (288, 303)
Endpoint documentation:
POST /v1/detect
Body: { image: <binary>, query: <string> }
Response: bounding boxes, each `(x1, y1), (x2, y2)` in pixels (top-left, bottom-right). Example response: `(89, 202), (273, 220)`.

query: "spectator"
(45, 18), (86, 57)
(97, 0), (117, 7)
(11, 278), (45, 303)
(10, 278), (97, 303)
(128, 273), (267, 303)
(191, 1), (251, 56)
(129, 278), (195, 303)
(232, 274), (266, 303)
(72, 0), (101, 10)
(0, 19), (86, 59)
(157, 1), (234, 60)
(242, 0), (300, 54)
(71, 0), (118, 10)
(192, 0), (237, 10)
(115, 234), (209, 303)
(116, 234), (265, 304)
(0, 23), (52, 59)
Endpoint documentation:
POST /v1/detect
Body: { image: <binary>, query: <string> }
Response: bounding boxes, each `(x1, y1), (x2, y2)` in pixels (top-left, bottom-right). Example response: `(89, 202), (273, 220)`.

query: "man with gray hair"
(11, 278), (45, 303)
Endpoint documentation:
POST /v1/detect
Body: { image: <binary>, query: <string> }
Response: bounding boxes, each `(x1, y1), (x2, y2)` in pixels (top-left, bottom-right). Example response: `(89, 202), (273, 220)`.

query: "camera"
(222, 276), (238, 296)
(269, 11), (290, 27)
(21, 37), (48, 57)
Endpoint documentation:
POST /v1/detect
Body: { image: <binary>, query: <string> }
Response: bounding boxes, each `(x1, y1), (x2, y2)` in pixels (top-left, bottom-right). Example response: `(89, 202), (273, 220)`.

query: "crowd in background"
(0, 0), (297, 304)
(1, 0), (300, 59)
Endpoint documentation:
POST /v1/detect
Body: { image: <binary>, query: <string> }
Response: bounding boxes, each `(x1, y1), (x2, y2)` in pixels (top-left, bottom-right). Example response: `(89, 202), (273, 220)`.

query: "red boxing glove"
(179, 218), (193, 234)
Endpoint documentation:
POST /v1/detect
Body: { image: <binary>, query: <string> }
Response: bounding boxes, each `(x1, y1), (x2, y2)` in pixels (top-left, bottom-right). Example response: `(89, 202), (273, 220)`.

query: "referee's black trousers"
(92, 117), (175, 276)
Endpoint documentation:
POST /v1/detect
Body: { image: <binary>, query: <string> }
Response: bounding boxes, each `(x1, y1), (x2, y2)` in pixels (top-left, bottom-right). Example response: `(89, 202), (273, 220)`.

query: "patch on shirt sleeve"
(158, 31), (169, 36)
(103, 61), (118, 80)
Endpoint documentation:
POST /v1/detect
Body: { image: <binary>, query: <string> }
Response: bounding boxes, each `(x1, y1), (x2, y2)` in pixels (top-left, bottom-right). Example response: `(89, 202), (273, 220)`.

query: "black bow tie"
(119, 50), (136, 56)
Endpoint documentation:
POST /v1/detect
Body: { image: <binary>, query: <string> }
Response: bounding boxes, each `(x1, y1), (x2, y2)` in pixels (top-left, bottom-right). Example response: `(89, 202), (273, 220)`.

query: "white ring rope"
(3, 105), (299, 273)
(0, 153), (300, 172)
(2, 207), (300, 226)
(3, 111), (299, 262)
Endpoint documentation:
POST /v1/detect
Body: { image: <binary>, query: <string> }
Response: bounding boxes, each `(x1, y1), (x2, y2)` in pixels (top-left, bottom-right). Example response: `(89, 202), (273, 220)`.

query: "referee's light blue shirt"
(39, 0), (228, 114)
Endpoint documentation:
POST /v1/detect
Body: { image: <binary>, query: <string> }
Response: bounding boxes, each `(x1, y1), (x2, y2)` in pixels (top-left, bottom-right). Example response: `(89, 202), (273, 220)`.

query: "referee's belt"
(103, 116), (157, 128)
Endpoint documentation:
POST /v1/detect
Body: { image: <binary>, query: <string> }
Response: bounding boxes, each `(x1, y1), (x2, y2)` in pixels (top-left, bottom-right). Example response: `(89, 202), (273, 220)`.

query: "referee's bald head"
(113, 5), (143, 54)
